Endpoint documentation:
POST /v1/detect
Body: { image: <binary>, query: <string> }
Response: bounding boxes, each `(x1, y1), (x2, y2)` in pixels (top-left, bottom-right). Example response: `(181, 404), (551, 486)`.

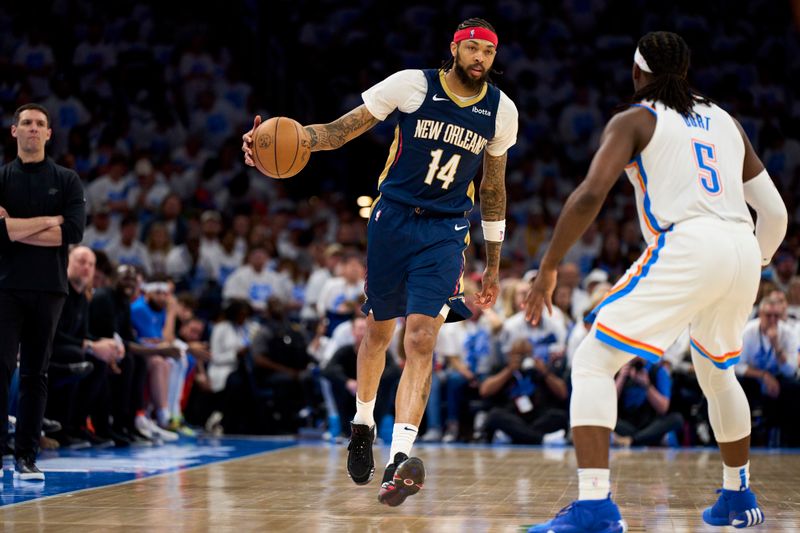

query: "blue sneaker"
(527, 495), (627, 532)
(702, 488), (765, 528)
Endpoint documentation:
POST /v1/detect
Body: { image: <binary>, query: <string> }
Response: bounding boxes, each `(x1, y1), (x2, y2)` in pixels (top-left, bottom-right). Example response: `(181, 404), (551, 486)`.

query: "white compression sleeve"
(743, 169), (788, 266)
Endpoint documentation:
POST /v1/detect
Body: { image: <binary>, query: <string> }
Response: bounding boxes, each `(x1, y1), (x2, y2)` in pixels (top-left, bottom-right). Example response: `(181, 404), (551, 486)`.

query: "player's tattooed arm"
(480, 152), (507, 272)
(304, 105), (380, 152)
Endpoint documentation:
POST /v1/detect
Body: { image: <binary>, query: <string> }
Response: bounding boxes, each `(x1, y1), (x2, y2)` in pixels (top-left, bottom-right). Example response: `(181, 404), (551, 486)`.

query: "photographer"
(479, 338), (569, 444)
(612, 358), (683, 447)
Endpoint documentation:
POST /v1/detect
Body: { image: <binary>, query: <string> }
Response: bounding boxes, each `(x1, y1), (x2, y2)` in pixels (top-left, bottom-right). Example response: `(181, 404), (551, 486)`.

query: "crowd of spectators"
(2, 0), (800, 450)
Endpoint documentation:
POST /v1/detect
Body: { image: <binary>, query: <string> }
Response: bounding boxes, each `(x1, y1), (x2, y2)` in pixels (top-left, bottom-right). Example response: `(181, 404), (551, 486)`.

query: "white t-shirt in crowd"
(222, 265), (293, 310)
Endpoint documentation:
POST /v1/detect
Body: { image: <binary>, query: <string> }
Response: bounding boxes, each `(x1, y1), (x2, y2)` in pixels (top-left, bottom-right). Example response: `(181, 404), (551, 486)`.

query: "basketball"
(252, 117), (311, 179)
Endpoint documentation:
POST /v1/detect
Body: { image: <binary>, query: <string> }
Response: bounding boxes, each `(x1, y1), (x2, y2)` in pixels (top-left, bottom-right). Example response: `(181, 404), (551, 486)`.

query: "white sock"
(723, 461), (750, 491)
(352, 395), (376, 428)
(578, 468), (610, 500)
(389, 423), (418, 463)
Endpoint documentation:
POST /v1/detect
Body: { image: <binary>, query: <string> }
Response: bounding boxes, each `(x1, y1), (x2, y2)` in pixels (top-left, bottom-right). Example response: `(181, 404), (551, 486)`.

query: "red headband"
(453, 27), (498, 47)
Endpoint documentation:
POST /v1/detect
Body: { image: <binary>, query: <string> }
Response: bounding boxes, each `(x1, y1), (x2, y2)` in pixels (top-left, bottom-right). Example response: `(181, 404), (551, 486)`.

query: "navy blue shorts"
(361, 197), (472, 322)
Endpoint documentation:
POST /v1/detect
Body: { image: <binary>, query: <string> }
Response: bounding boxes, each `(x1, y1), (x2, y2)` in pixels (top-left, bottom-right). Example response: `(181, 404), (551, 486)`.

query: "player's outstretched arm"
(475, 152), (507, 308)
(525, 107), (652, 325)
(303, 105), (380, 152)
(241, 105), (380, 166)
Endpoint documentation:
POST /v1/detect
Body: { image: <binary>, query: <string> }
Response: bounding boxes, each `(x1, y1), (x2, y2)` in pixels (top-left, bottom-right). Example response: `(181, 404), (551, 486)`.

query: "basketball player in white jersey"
(524, 31), (787, 531)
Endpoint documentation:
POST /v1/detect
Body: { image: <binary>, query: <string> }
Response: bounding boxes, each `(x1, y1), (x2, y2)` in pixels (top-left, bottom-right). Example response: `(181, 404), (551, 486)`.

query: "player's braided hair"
(630, 31), (709, 116)
(440, 18), (502, 81)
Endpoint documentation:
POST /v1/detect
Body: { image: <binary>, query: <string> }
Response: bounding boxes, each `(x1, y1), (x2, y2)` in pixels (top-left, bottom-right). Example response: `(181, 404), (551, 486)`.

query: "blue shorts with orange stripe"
(361, 196), (472, 322)
(585, 217), (760, 370)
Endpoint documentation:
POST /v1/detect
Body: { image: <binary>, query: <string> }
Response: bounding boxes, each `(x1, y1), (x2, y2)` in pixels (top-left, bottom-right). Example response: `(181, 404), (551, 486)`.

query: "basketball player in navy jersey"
(524, 32), (785, 531)
(243, 18), (518, 505)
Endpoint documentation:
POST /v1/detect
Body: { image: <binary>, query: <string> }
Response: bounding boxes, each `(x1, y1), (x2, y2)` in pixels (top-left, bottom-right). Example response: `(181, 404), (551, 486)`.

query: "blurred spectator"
(88, 265), (180, 446)
(302, 243), (344, 322)
(222, 243), (292, 311)
(128, 158), (171, 218)
(771, 251), (797, 293)
(316, 251), (365, 335)
(199, 210), (224, 259)
(202, 299), (254, 433)
(479, 338), (569, 444)
(423, 281), (500, 443)
(144, 222), (173, 277)
(143, 193), (188, 246)
(322, 316), (400, 438)
(42, 76), (90, 157)
(499, 280), (567, 359)
(557, 262), (589, 323)
(86, 153), (132, 221)
(593, 233), (627, 281)
(787, 276), (800, 322)
(564, 223), (603, 275)
(129, 278), (184, 440)
(82, 205), (118, 252)
(250, 297), (317, 429)
(166, 230), (213, 294)
(204, 228), (245, 285)
(106, 214), (150, 274)
(566, 282), (612, 367)
(12, 29), (54, 99)
(46, 246), (123, 449)
(737, 294), (800, 445)
(612, 358), (683, 447)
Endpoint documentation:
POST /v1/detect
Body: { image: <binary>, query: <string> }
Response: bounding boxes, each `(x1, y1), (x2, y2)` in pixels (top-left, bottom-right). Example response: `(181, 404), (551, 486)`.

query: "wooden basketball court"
(2, 442), (799, 531)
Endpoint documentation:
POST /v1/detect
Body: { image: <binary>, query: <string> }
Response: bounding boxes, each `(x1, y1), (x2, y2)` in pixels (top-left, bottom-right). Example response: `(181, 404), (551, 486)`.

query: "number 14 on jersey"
(424, 149), (462, 190)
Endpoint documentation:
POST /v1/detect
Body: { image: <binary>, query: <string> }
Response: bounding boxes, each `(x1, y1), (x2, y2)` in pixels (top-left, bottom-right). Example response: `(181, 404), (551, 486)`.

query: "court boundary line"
(0, 438), (299, 510)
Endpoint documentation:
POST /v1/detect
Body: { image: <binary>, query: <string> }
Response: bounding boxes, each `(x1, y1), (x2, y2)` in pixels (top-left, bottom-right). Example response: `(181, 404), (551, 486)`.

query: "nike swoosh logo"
(403, 426), (417, 432)
(731, 519), (745, 526)
(432, 94), (449, 102)
(454, 224), (468, 231)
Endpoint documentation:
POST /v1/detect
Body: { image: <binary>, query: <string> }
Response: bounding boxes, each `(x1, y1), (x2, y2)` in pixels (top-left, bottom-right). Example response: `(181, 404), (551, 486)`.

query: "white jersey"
(626, 100), (754, 244)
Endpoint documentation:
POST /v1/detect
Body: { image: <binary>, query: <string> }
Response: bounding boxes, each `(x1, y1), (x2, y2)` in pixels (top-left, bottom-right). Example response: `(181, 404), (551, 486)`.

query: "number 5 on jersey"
(692, 139), (722, 195)
(425, 149), (461, 189)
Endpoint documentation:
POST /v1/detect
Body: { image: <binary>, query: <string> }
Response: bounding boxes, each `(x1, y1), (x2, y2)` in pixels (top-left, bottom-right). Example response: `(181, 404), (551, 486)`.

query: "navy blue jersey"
(376, 69), (501, 214)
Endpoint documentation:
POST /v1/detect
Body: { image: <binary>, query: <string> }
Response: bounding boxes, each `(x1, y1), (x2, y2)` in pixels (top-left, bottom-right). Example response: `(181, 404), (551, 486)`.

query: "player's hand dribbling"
(474, 268), (500, 308)
(525, 268), (557, 325)
(241, 115), (262, 167)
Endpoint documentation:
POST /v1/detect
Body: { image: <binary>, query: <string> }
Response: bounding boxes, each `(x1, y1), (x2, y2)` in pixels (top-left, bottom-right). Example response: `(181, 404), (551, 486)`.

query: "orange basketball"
(252, 117), (311, 179)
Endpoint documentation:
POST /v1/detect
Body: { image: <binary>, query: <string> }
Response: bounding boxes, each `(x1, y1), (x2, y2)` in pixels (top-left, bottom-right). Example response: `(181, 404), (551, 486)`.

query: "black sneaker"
(95, 427), (131, 448)
(14, 457), (44, 481)
(71, 428), (114, 449)
(347, 422), (375, 485)
(1, 441), (13, 458)
(119, 426), (154, 447)
(378, 452), (425, 507)
(50, 430), (91, 450)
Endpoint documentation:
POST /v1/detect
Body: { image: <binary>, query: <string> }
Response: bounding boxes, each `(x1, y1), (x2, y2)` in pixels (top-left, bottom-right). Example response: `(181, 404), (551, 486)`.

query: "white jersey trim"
(361, 69), (518, 156)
